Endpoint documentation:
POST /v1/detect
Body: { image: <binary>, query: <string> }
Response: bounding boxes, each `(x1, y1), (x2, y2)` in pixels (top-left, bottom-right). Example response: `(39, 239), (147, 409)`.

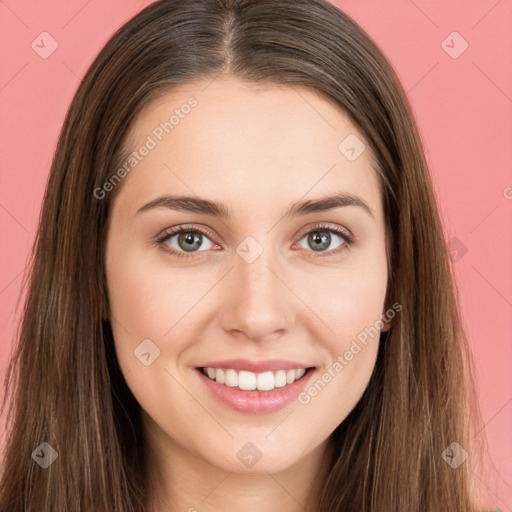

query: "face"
(104, 75), (390, 476)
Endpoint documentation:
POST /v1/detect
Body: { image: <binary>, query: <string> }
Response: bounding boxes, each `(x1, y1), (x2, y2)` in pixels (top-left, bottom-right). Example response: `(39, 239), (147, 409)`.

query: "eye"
(156, 225), (219, 258)
(295, 223), (354, 258)
(155, 223), (354, 260)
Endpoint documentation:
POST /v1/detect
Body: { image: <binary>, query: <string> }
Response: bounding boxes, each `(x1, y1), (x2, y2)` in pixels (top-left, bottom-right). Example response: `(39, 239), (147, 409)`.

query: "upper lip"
(197, 358), (315, 373)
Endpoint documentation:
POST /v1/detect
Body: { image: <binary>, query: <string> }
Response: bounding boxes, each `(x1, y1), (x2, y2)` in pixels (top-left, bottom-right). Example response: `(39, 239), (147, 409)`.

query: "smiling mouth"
(198, 366), (315, 392)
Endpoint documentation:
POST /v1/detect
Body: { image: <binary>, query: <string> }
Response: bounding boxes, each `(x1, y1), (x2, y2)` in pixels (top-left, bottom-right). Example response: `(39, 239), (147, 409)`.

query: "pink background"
(1, 0), (511, 508)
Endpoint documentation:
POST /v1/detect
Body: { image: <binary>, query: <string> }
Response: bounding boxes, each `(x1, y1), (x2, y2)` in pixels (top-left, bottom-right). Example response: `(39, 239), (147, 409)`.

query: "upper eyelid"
(294, 223), (352, 240)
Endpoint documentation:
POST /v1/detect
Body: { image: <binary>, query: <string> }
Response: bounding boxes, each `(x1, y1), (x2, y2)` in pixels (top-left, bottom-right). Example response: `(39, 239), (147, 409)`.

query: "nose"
(219, 246), (294, 342)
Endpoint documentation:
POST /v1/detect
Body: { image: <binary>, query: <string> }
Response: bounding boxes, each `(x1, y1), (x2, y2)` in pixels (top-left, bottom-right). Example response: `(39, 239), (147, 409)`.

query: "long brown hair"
(0, 0), (490, 510)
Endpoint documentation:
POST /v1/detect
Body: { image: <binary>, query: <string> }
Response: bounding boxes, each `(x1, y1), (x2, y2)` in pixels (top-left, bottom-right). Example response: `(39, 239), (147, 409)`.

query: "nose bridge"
(220, 236), (292, 339)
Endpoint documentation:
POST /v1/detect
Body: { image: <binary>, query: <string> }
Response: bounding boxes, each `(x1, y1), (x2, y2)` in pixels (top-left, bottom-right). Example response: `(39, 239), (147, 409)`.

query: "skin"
(104, 75), (391, 512)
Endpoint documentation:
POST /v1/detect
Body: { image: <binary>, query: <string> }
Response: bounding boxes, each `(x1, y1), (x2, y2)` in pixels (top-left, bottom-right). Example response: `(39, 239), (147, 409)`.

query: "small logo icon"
(441, 441), (468, 468)
(338, 134), (366, 162)
(31, 32), (59, 59)
(31, 442), (59, 468)
(236, 442), (262, 468)
(134, 338), (161, 366)
(448, 237), (468, 263)
(441, 32), (468, 59)
(236, 236), (264, 264)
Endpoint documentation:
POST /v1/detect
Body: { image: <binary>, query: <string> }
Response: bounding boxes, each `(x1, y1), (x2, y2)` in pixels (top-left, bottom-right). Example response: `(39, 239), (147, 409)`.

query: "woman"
(0, 0), (493, 510)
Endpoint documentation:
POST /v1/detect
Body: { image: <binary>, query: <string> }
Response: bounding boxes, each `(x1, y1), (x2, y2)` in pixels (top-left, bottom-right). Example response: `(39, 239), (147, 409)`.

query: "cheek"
(105, 240), (224, 379)
(107, 255), (167, 338)
(105, 243), (191, 361)
(300, 260), (388, 351)
(295, 271), (386, 431)
(293, 254), (387, 415)
(105, 246), (206, 417)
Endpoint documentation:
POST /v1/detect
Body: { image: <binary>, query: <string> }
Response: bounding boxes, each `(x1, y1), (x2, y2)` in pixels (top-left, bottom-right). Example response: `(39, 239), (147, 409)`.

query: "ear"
(380, 300), (394, 332)
(380, 299), (402, 333)
(381, 317), (392, 333)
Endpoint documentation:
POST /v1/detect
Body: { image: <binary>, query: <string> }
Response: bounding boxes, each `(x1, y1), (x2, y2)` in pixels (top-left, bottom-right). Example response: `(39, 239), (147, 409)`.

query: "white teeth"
(238, 370), (256, 391)
(256, 371), (274, 391)
(215, 368), (225, 384)
(274, 370), (287, 388)
(202, 366), (309, 391)
(224, 369), (238, 387)
(286, 369), (296, 384)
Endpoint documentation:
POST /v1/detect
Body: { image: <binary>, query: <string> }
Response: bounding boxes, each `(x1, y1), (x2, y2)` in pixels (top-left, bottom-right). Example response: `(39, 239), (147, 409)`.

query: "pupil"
(179, 231), (201, 252)
(310, 231), (330, 251)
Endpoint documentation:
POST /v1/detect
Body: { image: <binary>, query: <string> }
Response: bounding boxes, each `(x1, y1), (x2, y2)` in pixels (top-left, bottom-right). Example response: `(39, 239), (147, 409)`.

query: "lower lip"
(195, 367), (316, 414)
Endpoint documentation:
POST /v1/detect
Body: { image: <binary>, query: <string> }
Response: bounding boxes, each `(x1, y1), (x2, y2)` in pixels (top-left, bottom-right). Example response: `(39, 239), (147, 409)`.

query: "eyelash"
(155, 223), (354, 260)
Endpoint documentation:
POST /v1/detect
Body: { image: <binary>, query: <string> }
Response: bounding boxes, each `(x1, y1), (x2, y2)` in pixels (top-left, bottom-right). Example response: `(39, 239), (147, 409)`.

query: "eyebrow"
(136, 192), (374, 219)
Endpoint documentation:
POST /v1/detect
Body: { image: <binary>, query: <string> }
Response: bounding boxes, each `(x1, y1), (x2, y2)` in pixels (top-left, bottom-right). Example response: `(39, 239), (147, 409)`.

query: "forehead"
(113, 75), (383, 220)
